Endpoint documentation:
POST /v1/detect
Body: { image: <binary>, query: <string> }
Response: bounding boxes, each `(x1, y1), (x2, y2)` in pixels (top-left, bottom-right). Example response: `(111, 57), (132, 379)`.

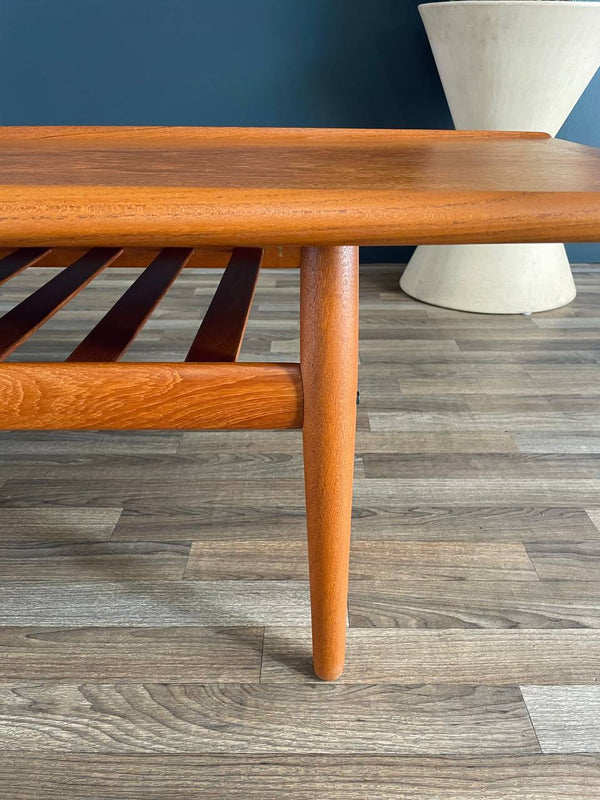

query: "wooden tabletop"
(0, 126), (598, 247)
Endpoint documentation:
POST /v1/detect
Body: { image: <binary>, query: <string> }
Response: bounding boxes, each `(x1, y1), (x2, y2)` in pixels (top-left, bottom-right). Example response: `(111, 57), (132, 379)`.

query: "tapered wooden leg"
(300, 245), (359, 681)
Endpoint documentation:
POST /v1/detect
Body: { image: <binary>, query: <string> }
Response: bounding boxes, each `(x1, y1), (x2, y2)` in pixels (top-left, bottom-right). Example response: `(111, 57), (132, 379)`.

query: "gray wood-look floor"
(1, 263), (600, 797)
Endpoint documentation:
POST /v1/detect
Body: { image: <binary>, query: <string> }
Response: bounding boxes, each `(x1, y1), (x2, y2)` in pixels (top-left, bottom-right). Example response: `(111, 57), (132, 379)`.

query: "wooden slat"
(0, 247), (122, 360)
(0, 362), (303, 429)
(67, 247), (193, 362)
(186, 247), (262, 362)
(6, 245), (302, 269)
(0, 248), (51, 286)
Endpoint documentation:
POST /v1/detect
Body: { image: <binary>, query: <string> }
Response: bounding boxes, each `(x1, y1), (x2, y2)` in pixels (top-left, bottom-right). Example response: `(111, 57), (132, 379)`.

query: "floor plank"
(0, 507), (121, 543)
(184, 540), (536, 581)
(0, 452), (310, 481)
(363, 453), (600, 479)
(262, 629), (600, 685)
(350, 506), (599, 542)
(0, 541), (190, 581)
(525, 540), (600, 581)
(583, 508), (600, 532)
(116, 504), (599, 542)
(0, 581), (311, 626)
(2, 754), (598, 799)
(355, 430), (518, 453)
(0, 627), (263, 682)
(0, 682), (538, 754)
(521, 686), (600, 754)
(352, 478), (600, 506)
(178, 429), (303, 453)
(512, 432), (600, 454)
(349, 580), (600, 628)
(0, 430), (182, 455)
(369, 410), (598, 432)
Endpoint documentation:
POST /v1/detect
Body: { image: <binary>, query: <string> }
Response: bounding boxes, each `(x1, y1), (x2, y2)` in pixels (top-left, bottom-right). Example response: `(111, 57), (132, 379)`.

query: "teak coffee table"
(0, 127), (598, 680)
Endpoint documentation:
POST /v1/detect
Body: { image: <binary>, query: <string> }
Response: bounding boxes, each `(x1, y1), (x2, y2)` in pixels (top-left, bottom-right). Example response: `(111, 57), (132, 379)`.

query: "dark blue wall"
(1, 0), (598, 261)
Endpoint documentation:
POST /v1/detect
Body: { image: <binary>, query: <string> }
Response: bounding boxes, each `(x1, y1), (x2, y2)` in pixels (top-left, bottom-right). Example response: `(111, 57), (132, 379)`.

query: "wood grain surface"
(0, 362), (303, 429)
(0, 245), (302, 269)
(0, 541), (190, 581)
(0, 507), (121, 544)
(300, 246), (359, 680)
(0, 627), (263, 682)
(2, 263), (600, 795)
(0, 247), (50, 286)
(521, 686), (600, 754)
(0, 581), (311, 627)
(0, 127), (597, 246)
(261, 629), (600, 685)
(184, 539), (535, 581)
(525, 540), (600, 581)
(0, 754), (598, 800)
(0, 682), (537, 754)
(348, 579), (600, 629)
(186, 247), (262, 361)
(67, 248), (194, 361)
(0, 248), (122, 358)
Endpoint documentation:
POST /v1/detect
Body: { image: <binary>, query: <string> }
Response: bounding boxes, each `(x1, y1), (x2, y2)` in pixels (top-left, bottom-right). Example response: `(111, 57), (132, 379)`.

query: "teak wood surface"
(67, 248), (194, 362)
(0, 363), (303, 430)
(0, 246), (301, 269)
(301, 246), (358, 680)
(186, 248), (263, 362)
(0, 127), (598, 247)
(0, 125), (598, 681)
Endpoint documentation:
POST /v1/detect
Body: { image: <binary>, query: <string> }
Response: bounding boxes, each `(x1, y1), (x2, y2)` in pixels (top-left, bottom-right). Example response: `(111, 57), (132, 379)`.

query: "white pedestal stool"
(401, 1), (600, 313)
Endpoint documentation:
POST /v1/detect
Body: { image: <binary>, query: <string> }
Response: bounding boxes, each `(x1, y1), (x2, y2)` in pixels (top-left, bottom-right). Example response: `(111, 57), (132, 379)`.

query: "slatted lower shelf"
(0, 246), (303, 430)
